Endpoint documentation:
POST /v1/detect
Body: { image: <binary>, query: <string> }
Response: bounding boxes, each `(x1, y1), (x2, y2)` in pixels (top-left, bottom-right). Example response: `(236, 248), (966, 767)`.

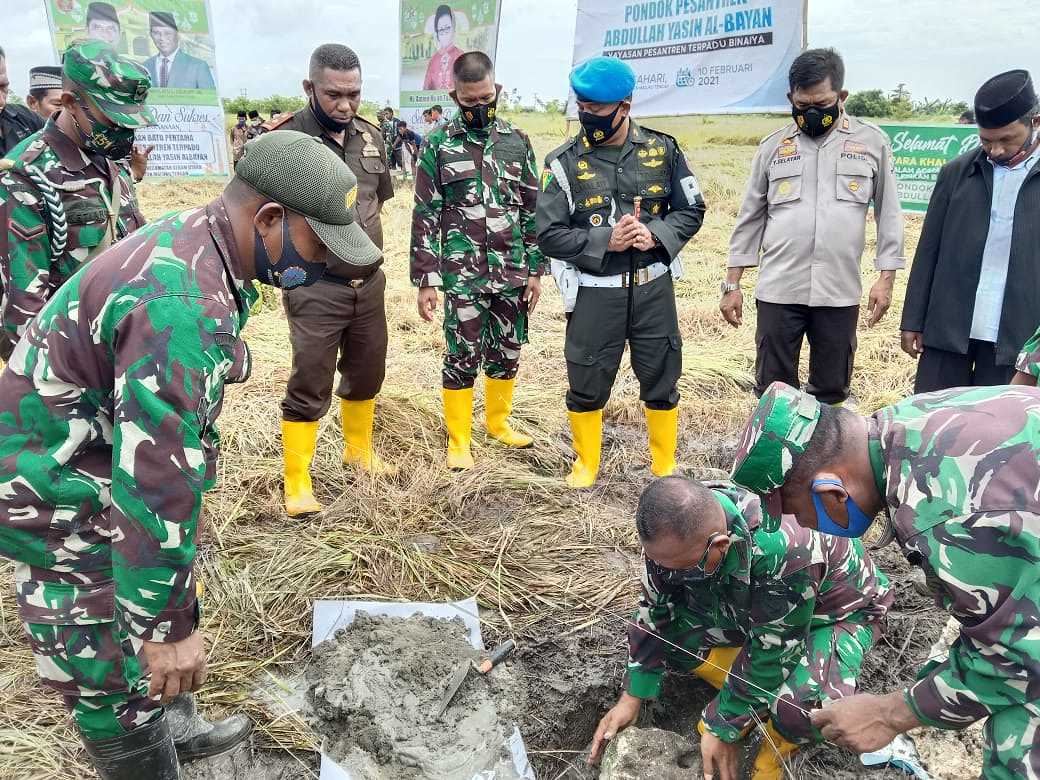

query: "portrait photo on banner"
(400, 0), (501, 92)
(47, 0), (218, 95)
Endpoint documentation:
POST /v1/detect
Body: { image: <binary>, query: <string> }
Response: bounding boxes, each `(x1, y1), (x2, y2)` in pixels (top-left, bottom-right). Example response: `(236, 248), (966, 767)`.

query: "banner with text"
(399, 0), (503, 130)
(879, 123), (980, 212)
(44, 0), (228, 177)
(568, 0), (807, 117)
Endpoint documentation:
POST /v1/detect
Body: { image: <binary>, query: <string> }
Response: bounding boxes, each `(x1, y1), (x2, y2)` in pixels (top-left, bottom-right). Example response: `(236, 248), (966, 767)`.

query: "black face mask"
(459, 99), (497, 130)
(254, 212), (327, 290)
(579, 103), (624, 145)
(74, 99), (136, 160)
(309, 93), (349, 133)
(792, 102), (840, 138)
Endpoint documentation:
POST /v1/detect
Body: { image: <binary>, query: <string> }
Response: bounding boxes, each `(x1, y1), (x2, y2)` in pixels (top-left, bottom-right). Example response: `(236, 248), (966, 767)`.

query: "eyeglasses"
(646, 531), (728, 584)
(436, 25), (453, 34)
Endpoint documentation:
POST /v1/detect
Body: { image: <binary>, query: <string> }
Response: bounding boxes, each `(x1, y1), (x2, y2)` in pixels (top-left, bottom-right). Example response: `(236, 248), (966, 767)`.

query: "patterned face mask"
(74, 97), (135, 160)
(253, 211), (327, 290)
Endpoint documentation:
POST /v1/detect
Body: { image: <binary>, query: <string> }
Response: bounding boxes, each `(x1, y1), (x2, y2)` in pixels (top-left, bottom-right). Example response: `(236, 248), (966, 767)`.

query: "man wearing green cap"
(537, 56), (706, 488)
(0, 41), (151, 360)
(730, 380), (1040, 779)
(0, 129), (376, 778)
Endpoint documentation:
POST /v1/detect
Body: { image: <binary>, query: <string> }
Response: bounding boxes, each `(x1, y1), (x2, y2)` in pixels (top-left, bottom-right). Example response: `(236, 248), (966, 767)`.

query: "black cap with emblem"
(974, 69), (1036, 129)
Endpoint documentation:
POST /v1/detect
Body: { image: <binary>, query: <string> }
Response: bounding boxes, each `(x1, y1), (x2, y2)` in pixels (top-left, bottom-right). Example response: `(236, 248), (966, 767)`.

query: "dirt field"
(0, 112), (984, 779)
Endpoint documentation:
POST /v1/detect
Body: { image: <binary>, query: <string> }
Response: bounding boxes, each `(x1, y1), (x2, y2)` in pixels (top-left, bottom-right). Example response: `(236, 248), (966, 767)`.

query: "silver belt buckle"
(636, 267), (651, 285)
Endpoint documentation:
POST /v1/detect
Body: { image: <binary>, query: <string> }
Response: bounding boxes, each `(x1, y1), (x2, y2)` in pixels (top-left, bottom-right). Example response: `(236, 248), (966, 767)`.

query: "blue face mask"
(253, 212), (326, 290)
(811, 479), (875, 537)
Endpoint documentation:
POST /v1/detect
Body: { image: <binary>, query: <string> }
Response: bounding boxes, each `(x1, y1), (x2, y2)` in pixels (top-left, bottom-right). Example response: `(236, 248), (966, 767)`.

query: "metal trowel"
(432, 639), (516, 720)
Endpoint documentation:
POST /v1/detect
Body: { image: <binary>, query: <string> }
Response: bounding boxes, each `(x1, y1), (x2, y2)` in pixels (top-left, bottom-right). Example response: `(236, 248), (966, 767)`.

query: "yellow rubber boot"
(281, 420), (322, 517)
(692, 646), (740, 690)
(484, 377), (533, 448)
(645, 406), (679, 477)
(751, 720), (799, 780)
(442, 387), (475, 470)
(340, 399), (398, 477)
(565, 409), (603, 488)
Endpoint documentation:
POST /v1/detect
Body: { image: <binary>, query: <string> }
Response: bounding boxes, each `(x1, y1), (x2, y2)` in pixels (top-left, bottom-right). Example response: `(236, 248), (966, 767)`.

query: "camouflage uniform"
(629, 483), (893, 744)
(731, 382), (1040, 779)
(0, 202), (256, 739)
(0, 43), (151, 358)
(410, 116), (545, 389)
(1016, 325), (1040, 380)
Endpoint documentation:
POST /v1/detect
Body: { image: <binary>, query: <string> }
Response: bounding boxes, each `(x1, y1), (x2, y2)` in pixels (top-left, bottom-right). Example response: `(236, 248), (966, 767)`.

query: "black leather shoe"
(167, 692), (253, 762)
(81, 713), (180, 779)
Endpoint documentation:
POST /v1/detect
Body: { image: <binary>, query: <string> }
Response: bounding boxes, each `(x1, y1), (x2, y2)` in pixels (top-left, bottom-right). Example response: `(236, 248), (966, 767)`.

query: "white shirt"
(970, 144), (1040, 342)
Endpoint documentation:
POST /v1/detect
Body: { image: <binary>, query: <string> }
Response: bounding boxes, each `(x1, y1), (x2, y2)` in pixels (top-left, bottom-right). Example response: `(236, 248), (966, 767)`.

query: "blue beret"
(570, 57), (636, 103)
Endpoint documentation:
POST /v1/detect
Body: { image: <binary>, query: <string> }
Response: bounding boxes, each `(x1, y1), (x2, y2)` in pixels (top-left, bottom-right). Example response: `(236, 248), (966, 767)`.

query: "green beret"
(730, 382), (820, 531)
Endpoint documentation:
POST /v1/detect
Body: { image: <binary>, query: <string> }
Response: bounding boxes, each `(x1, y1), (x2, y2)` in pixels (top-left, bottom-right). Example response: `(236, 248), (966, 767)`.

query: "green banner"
(879, 123), (981, 212)
(43, 0), (228, 177)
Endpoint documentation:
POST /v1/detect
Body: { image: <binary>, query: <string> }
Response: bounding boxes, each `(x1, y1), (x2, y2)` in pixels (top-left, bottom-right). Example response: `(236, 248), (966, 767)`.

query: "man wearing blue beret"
(536, 56), (706, 488)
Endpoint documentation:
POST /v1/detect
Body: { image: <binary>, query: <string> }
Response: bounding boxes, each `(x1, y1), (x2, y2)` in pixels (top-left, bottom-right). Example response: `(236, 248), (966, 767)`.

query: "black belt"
(321, 271), (376, 289)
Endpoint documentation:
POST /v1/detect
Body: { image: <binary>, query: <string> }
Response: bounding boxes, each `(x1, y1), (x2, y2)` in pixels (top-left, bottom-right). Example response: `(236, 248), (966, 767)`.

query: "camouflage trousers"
(658, 608), (878, 743)
(14, 563), (161, 740)
(442, 288), (528, 390)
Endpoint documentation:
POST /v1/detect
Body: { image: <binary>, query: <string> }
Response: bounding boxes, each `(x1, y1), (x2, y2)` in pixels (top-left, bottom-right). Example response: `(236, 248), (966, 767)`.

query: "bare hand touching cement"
(589, 692), (641, 764)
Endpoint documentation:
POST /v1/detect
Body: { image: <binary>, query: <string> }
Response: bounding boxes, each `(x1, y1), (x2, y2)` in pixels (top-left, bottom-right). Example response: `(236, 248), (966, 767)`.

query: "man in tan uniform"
(721, 48), (904, 404)
(265, 43), (395, 517)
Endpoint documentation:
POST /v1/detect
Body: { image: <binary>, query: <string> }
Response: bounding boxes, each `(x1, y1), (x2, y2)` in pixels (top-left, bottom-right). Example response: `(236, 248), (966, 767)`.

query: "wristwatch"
(720, 281), (741, 294)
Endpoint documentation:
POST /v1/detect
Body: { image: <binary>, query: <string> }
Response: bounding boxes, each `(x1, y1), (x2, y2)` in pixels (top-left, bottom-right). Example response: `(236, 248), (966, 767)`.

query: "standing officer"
(26, 66), (65, 122)
(0, 46), (45, 156)
(0, 130), (372, 778)
(411, 51), (544, 470)
(264, 43), (391, 517)
(722, 48), (904, 405)
(0, 41), (149, 360)
(537, 56), (705, 488)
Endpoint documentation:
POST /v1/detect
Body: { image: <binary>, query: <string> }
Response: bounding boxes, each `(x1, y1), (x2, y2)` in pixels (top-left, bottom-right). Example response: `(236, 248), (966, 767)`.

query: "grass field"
(0, 112), (983, 779)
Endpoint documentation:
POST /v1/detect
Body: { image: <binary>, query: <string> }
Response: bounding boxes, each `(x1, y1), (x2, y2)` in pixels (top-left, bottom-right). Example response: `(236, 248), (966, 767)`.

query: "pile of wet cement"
(305, 612), (525, 779)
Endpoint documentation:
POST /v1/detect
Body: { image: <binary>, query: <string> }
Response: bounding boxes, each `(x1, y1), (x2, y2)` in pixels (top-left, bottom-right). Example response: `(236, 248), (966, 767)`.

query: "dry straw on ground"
(0, 113), (970, 779)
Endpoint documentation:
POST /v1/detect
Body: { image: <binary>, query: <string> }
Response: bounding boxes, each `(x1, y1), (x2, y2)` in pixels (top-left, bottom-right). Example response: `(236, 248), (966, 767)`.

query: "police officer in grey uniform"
(537, 57), (705, 489)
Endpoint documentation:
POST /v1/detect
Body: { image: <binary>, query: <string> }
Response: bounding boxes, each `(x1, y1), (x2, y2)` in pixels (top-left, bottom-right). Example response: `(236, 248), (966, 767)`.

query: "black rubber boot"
(167, 692), (253, 762)
(81, 713), (180, 780)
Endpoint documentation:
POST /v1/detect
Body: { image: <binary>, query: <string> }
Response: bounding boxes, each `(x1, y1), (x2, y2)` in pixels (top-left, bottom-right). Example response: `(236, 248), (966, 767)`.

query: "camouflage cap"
(235, 130), (381, 266)
(730, 382), (821, 530)
(62, 41), (155, 129)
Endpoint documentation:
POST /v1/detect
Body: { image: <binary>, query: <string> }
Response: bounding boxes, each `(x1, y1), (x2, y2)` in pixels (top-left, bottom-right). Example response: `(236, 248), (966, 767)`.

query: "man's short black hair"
(959, 109), (975, 123)
(399, 120), (408, 128)
(248, 109), (259, 119)
(431, 104), (443, 113)
(635, 477), (722, 543)
(789, 47), (845, 92)
(28, 88), (54, 101)
(1020, 103), (1039, 128)
(309, 43), (361, 83)
(435, 4), (454, 28)
(237, 111), (247, 117)
(453, 51), (494, 85)
(784, 404), (855, 490)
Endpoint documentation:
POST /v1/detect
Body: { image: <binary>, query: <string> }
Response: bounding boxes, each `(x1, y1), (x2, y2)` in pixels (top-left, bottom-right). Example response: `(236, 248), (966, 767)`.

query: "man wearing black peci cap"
(901, 69), (1040, 392)
(26, 66), (64, 121)
(144, 11), (215, 90)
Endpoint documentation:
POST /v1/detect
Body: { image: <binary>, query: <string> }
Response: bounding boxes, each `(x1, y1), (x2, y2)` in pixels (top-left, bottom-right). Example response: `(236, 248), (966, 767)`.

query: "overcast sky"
(3, 1), (1037, 109)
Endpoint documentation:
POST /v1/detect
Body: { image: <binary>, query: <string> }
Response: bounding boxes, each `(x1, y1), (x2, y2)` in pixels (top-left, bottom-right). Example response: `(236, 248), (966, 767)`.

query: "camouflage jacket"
(0, 200), (256, 643)
(1016, 325), (1040, 380)
(0, 117), (145, 345)
(409, 117), (546, 295)
(872, 387), (1040, 729)
(628, 483), (893, 743)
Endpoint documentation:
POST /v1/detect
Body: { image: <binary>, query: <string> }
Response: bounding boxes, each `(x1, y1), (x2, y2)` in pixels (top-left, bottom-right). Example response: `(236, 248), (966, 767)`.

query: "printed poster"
(399, 0), (503, 129)
(569, 0), (807, 118)
(44, 0), (228, 176)
(879, 123), (981, 212)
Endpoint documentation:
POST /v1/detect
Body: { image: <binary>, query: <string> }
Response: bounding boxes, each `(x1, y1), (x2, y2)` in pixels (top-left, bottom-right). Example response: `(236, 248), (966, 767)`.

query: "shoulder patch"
(354, 115), (380, 132)
(261, 111), (298, 132)
(544, 135), (577, 166)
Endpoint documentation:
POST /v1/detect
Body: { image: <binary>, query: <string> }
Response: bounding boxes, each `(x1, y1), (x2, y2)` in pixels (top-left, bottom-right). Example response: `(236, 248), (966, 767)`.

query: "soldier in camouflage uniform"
(589, 477), (892, 780)
(0, 42), (149, 361)
(410, 51), (545, 469)
(731, 381), (1040, 780)
(0, 131), (375, 778)
(1012, 325), (1040, 385)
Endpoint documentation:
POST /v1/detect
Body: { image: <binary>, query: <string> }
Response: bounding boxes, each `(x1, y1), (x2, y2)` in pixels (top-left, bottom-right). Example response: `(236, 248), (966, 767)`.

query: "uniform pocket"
(835, 158), (874, 204)
(497, 168), (523, 205)
(359, 156), (386, 175)
(767, 165), (803, 205)
(441, 167), (480, 207)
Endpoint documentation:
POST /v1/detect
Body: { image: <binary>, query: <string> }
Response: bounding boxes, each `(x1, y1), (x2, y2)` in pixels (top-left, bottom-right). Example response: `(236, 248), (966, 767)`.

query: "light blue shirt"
(970, 145), (1040, 342)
